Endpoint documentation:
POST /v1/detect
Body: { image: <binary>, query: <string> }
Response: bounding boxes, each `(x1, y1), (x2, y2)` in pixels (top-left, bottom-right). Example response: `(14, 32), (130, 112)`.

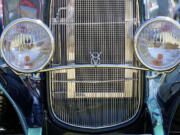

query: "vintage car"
(0, 0), (179, 135)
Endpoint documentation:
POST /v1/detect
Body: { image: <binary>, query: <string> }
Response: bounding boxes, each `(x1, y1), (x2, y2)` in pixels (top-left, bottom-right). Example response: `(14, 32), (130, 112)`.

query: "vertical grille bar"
(49, 0), (142, 129)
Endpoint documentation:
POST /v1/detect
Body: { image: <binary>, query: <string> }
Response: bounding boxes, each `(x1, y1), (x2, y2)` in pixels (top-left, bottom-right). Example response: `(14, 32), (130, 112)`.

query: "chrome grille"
(49, 0), (142, 129)
(75, 24), (125, 64)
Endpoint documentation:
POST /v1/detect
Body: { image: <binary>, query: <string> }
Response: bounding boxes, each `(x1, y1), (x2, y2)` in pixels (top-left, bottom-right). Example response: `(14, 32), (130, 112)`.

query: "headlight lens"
(0, 18), (54, 73)
(134, 17), (180, 71)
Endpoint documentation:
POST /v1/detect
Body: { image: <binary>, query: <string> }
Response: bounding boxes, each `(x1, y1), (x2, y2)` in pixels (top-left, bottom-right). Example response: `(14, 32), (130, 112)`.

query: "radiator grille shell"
(48, 0), (142, 130)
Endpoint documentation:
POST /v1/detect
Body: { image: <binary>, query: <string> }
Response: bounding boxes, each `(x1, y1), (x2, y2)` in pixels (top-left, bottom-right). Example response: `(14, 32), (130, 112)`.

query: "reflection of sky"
(148, 47), (180, 65)
(10, 50), (40, 66)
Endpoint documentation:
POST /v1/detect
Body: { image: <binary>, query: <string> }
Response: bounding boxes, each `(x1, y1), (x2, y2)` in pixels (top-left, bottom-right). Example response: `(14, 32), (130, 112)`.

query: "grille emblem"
(90, 51), (102, 65)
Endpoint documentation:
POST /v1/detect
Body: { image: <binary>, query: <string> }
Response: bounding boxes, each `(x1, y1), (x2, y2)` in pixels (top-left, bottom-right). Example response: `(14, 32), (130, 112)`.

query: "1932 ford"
(0, 0), (179, 135)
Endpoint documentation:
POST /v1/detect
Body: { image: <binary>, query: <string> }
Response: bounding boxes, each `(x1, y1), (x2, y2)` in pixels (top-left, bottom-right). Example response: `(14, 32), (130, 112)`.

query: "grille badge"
(90, 51), (102, 65)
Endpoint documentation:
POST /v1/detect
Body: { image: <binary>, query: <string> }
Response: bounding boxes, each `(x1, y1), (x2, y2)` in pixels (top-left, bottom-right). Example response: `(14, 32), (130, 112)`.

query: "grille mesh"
(49, 0), (142, 129)
(50, 68), (140, 128)
(75, 24), (125, 64)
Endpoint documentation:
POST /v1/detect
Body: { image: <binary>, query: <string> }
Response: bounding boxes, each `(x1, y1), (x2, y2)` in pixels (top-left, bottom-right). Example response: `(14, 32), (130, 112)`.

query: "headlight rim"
(0, 18), (55, 73)
(134, 16), (180, 71)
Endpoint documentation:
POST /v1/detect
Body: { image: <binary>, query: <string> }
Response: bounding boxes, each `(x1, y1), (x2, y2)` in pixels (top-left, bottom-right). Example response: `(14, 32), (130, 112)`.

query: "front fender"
(146, 66), (180, 135)
(0, 81), (28, 135)
(0, 66), (44, 135)
(0, 59), (33, 134)
(158, 66), (180, 134)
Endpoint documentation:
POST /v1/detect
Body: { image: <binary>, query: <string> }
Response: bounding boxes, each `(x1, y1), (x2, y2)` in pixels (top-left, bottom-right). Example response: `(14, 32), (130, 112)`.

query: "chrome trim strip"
(0, 63), (8, 69)
(40, 64), (149, 72)
(51, 20), (139, 25)
(51, 78), (138, 83)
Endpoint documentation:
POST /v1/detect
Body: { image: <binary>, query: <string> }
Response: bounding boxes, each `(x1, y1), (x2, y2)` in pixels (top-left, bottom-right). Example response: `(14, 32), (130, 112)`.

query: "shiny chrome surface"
(50, 0), (140, 65)
(0, 18), (55, 73)
(40, 64), (148, 72)
(134, 17), (180, 71)
(0, 63), (8, 69)
(49, 0), (142, 129)
(49, 68), (141, 129)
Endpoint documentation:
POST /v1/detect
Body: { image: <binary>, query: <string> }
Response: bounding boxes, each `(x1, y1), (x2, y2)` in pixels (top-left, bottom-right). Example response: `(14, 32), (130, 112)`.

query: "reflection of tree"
(157, 0), (170, 16)
(174, 0), (180, 22)
(3, 0), (44, 25)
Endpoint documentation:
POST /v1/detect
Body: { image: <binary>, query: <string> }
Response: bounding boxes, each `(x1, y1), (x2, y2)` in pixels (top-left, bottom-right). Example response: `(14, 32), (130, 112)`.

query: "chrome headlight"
(0, 18), (54, 73)
(134, 17), (180, 71)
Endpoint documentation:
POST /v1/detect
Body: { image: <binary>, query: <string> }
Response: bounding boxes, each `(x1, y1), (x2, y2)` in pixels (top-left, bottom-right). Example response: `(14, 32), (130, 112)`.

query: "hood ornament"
(90, 51), (102, 65)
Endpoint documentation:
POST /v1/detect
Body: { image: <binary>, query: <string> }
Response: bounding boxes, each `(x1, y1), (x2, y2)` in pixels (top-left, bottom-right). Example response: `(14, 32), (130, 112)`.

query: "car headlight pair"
(0, 17), (180, 73)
